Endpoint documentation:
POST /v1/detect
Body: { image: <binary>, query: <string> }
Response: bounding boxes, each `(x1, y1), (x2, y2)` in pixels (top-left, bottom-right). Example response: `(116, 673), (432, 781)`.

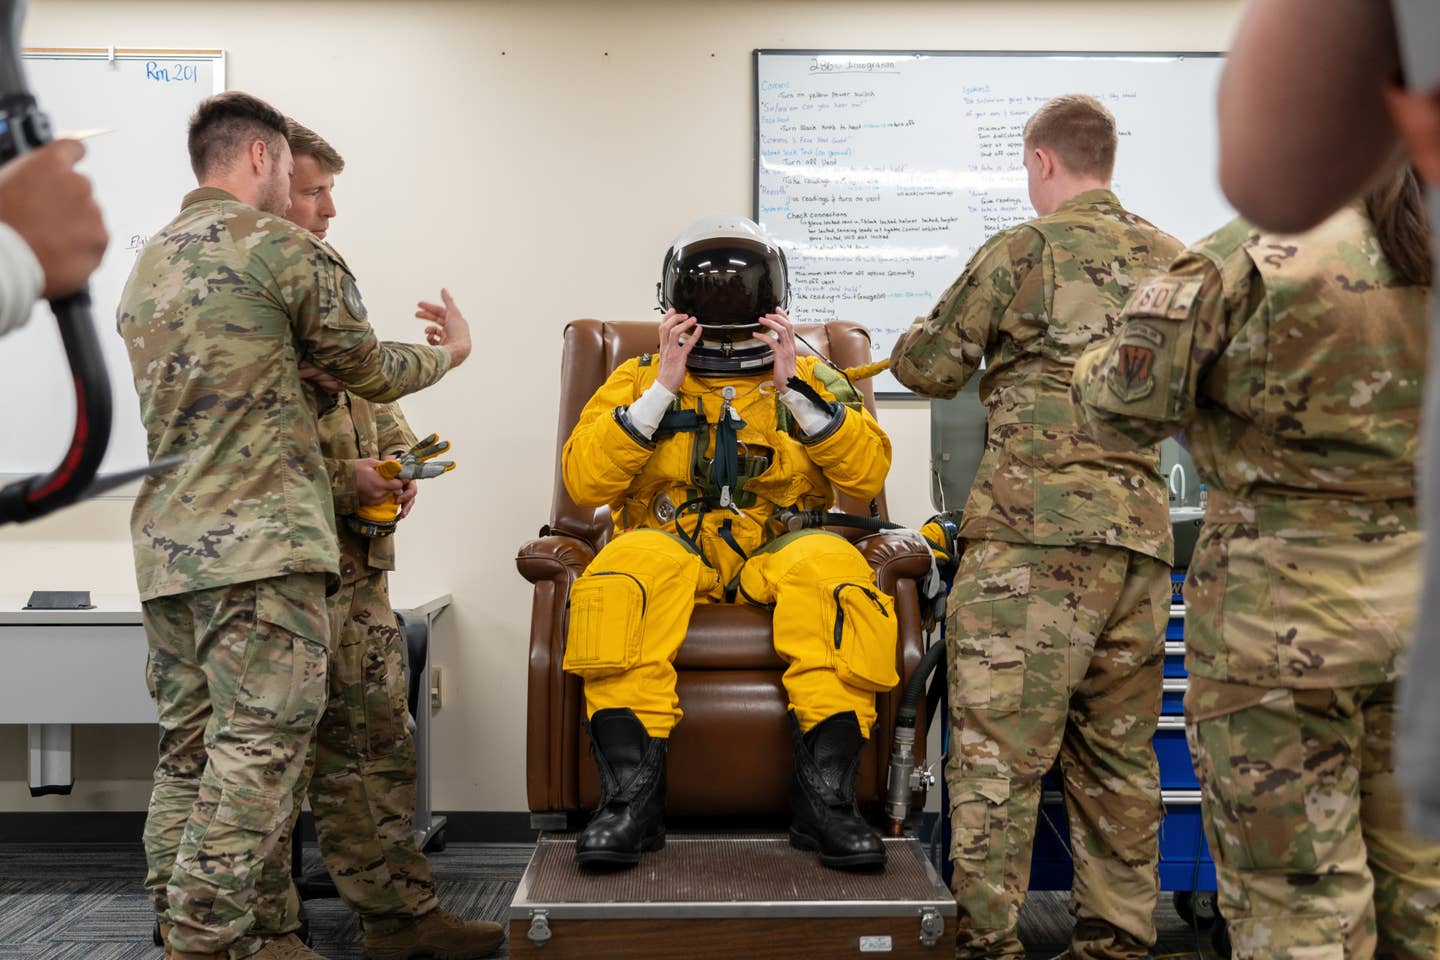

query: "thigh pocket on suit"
(821, 579), (900, 693)
(947, 566), (1031, 710)
(359, 613), (411, 759)
(233, 579), (329, 732)
(563, 570), (647, 679)
(1191, 689), (1317, 872)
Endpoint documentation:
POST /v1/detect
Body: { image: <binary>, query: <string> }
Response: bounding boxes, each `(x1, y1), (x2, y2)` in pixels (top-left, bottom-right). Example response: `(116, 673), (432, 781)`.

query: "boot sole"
(576, 833), (665, 869)
(788, 829), (886, 871)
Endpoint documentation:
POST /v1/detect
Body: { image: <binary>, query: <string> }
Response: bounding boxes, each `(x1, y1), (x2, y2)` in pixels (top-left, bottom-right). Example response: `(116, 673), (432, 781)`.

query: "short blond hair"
(285, 118), (345, 174)
(1023, 94), (1117, 180)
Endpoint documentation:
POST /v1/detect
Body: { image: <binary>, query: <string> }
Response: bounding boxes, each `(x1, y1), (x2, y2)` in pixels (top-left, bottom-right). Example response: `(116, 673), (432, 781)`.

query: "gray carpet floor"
(0, 842), (1219, 959)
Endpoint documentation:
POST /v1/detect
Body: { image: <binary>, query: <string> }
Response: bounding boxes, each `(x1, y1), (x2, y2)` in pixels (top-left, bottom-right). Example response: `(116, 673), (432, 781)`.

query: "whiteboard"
(1, 49), (224, 478)
(754, 51), (1232, 396)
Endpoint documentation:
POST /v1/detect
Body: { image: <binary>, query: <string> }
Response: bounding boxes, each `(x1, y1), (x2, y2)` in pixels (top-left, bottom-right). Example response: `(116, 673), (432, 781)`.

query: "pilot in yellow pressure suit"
(562, 216), (898, 872)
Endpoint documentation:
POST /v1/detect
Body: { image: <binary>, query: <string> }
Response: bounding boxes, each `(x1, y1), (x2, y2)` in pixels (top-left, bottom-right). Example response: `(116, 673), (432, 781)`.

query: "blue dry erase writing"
(145, 61), (199, 84)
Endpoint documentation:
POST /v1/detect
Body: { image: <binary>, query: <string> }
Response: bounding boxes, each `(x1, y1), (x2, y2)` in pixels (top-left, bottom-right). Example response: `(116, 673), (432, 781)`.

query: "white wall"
(0, 0), (1244, 813)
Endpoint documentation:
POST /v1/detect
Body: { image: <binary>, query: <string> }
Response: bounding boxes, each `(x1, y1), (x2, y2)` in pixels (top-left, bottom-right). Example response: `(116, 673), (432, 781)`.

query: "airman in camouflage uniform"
(119, 92), (463, 960)
(252, 393), (499, 958)
(1073, 183), (1440, 959)
(248, 120), (502, 960)
(891, 95), (1181, 960)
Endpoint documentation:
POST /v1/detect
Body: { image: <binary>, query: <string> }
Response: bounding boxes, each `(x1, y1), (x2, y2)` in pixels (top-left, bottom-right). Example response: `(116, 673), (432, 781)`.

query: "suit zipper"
(591, 570), (648, 616)
(832, 582), (888, 649)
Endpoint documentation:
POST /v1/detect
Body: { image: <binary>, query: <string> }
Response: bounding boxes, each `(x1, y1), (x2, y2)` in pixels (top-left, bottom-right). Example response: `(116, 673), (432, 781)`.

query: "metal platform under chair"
(513, 320), (948, 959)
(509, 831), (955, 958)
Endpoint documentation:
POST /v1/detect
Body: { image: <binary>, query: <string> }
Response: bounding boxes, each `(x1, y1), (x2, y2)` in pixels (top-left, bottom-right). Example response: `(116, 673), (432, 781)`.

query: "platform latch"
(919, 907), (944, 948)
(528, 909), (552, 947)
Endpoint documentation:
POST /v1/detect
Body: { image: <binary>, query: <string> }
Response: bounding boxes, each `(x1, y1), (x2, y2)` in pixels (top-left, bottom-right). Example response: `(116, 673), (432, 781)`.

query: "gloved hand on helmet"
(919, 514), (961, 580)
(346, 434), (456, 538)
(915, 513), (962, 631)
(656, 214), (790, 374)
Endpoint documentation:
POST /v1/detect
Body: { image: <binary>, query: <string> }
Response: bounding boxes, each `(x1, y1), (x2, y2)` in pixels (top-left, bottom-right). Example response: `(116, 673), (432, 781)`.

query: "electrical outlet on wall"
(431, 665), (443, 711)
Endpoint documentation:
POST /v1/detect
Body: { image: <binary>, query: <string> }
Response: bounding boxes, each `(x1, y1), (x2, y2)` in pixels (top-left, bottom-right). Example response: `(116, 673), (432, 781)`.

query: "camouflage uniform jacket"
(315, 388), (417, 586)
(562, 355), (891, 583)
(1073, 205), (1426, 686)
(891, 189), (1182, 562)
(118, 187), (451, 600)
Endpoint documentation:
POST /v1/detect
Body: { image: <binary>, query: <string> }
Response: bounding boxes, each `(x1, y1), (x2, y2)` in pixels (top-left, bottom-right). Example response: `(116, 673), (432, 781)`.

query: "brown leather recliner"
(517, 320), (933, 821)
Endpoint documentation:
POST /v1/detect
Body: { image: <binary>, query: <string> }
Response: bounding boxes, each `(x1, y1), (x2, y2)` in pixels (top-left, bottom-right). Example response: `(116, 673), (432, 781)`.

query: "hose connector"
(885, 724), (917, 835)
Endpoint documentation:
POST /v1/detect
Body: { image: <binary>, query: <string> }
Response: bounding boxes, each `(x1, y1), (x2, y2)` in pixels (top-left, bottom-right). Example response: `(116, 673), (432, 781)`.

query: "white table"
(0, 591), (452, 850)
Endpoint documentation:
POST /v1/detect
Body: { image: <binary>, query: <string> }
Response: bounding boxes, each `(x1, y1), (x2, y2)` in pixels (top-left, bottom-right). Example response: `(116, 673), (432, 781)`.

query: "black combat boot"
(575, 707), (667, 869)
(788, 710), (887, 871)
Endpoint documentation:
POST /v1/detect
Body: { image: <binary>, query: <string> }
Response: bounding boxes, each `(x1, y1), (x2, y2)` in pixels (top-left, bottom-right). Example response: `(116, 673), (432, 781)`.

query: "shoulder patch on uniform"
(341, 275), (367, 321)
(1106, 343), (1157, 403)
(1122, 278), (1203, 320)
(1126, 322), (1166, 348)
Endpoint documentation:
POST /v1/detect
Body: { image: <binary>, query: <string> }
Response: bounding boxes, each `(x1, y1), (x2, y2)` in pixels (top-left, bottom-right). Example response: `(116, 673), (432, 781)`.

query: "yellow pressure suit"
(561, 354), (898, 738)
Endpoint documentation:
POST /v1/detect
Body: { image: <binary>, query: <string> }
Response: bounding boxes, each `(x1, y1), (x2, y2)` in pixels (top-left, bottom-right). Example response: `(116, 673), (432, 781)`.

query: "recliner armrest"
(856, 532), (934, 592)
(517, 533), (597, 584)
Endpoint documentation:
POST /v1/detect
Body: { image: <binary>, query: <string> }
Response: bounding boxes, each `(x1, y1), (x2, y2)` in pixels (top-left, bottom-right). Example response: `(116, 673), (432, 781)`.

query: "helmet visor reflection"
(662, 239), (786, 336)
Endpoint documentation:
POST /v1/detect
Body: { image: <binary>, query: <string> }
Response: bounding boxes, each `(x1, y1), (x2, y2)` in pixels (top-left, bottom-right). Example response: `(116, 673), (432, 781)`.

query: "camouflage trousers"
(945, 540), (1168, 960)
(253, 570), (438, 936)
(141, 573), (330, 958)
(1187, 677), (1440, 960)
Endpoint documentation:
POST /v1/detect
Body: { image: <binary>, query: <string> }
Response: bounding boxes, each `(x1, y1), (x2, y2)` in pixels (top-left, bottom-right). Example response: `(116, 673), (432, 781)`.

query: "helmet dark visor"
(662, 238), (786, 336)
(657, 216), (791, 373)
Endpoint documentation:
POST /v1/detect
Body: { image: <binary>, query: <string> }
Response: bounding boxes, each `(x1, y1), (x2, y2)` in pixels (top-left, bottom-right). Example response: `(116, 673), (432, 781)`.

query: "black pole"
(0, 0), (115, 525)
